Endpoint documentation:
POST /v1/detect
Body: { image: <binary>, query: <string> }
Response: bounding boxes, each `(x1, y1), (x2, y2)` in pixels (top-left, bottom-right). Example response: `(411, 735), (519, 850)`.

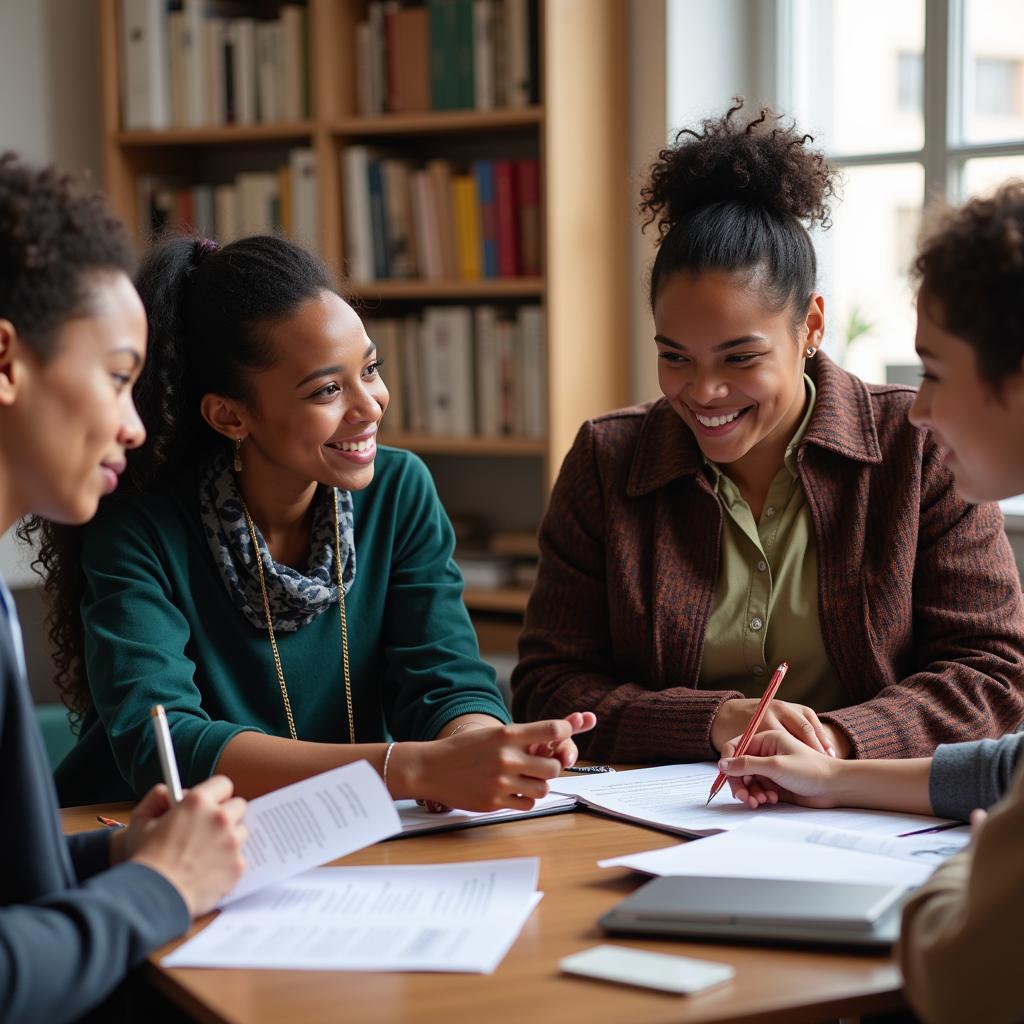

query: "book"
(452, 0), (475, 109)
(494, 159), (519, 277)
(428, 0), (457, 109)
(367, 158), (390, 279)
(120, 0), (171, 130)
(368, 317), (405, 432)
(516, 158), (540, 276)
(427, 159), (457, 278)
(505, 0), (530, 108)
(474, 161), (498, 277)
(288, 148), (318, 248)
(182, 0), (206, 126)
(214, 183), (239, 242)
(202, 17), (227, 125)
(256, 20), (282, 123)
(167, 9), (188, 126)
(342, 146), (375, 283)
(473, 0), (496, 110)
(423, 306), (474, 435)
(230, 17), (257, 124)
(474, 305), (501, 435)
(393, 4), (430, 113)
(401, 314), (427, 432)
(280, 4), (308, 119)
(410, 168), (443, 279)
(518, 305), (545, 437)
(452, 174), (482, 280)
(382, 159), (415, 278)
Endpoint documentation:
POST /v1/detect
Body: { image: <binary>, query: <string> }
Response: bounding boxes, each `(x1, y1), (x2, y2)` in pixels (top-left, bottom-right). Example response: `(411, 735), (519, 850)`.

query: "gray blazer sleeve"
(0, 862), (189, 1024)
(929, 731), (1024, 821)
(66, 830), (113, 882)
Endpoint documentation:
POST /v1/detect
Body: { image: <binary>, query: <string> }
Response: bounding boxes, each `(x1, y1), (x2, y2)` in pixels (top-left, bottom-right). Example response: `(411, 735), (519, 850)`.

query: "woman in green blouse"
(49, 234), (593, 806)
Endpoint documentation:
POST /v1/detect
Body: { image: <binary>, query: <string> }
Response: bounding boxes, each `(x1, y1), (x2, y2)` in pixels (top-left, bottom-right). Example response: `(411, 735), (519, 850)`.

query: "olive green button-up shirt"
(698, 376), (843, 709)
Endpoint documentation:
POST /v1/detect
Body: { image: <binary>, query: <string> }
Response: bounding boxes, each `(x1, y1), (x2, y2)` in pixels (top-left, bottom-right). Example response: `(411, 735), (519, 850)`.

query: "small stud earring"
(805, 346), (817, 358)
(233, 437), (243, 473)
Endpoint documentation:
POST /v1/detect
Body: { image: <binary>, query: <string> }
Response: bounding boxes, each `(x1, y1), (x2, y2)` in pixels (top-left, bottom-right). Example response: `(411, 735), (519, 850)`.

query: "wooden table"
(62, 802), (905, 1024)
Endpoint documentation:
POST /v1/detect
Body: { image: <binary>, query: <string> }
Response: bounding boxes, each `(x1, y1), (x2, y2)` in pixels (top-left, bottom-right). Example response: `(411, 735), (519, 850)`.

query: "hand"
(717, 729), (842, 809)
(406, 718), (588, 813)
(525, 711), (598, 768)
(970, 807), (988, 843)
(109, 782), (174, 866)
(128, 775), (248, 917)
(710, 697), (836, 757)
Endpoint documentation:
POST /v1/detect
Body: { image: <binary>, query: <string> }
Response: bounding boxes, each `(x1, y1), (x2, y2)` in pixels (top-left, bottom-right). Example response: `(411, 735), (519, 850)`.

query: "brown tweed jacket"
(512, 354), (1024, 762)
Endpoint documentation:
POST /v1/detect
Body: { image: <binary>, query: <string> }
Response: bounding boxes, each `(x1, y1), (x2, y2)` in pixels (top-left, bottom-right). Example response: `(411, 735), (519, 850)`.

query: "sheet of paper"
(164, 858), (542, 973)
(599, 817), (971, 887)
(550, 763), (954, 837)
(223, 759), (401, 905)
(394, 792), (576, 836)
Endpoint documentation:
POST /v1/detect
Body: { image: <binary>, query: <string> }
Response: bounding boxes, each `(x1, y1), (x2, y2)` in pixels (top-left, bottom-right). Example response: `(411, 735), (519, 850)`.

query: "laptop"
(600, 876), (908, 950)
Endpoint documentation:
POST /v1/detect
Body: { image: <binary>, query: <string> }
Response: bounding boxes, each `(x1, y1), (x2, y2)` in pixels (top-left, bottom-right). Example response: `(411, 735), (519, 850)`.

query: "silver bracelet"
(382, 741), (396, 793)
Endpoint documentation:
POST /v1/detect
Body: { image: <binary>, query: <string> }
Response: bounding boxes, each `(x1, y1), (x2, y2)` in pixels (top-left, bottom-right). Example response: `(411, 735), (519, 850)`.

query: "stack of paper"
(599, 817), (970, 888)
(394, 792), (575, 837)
(164, 858), (542, 973)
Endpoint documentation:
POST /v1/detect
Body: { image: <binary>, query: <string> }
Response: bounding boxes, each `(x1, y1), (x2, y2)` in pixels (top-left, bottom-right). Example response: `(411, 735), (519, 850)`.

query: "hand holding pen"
(706, 662), (789, 805)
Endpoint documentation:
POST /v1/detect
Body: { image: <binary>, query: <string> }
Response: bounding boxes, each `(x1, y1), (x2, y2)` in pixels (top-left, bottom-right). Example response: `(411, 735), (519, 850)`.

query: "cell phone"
(560, 944), (734, 995)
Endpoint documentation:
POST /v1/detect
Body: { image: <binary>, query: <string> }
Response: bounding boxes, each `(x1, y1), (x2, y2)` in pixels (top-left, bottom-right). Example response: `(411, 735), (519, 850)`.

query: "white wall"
(0, 0), (103, 586)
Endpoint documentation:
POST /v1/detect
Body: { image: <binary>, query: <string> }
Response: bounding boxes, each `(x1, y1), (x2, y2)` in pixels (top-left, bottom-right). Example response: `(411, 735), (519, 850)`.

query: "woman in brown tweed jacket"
(512, 102), (1024, 764)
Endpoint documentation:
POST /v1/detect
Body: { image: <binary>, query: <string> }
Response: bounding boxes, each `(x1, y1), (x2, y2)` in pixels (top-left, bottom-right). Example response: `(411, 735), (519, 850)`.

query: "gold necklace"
(241, 489), (355, 744)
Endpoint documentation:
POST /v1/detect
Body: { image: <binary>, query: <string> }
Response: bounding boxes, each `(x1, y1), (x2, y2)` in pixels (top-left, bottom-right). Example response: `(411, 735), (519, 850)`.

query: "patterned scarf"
(198, 451), (356, 632)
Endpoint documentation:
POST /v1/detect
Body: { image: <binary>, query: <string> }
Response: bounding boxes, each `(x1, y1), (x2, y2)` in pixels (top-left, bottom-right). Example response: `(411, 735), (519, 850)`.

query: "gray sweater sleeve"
(929, 731), (1024, 821)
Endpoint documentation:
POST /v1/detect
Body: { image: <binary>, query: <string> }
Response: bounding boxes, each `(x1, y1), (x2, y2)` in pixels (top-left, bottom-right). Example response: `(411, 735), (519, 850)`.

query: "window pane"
(819, 164), (924, 385)
(963, 154), (1024, 197)
(789, 0), (924, 155)
(961, 0), (1024, 143)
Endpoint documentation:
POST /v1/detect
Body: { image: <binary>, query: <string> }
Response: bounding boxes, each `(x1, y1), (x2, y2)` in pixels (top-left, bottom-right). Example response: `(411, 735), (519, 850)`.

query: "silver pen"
(150, 704), (183, 803)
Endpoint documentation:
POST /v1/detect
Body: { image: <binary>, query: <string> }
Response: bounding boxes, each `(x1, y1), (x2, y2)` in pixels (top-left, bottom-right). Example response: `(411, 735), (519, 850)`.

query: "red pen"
(706, 661), (789, 806)
(96, 814), (126, 829)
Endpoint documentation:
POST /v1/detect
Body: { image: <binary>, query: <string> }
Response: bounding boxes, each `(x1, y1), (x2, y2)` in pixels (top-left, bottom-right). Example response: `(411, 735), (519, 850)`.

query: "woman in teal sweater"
(50, 234), (592, 806)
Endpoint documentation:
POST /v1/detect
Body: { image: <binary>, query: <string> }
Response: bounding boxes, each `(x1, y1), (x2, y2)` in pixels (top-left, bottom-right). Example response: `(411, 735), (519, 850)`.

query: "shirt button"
(752, 665), (765, 675)
(764, 506), (777, 517)
(750, 616), (764, 631)
(756, 560), (768, 572)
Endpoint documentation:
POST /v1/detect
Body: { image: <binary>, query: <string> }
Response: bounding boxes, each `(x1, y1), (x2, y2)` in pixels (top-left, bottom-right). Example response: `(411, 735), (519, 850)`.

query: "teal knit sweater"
(55, 447), (508, 805)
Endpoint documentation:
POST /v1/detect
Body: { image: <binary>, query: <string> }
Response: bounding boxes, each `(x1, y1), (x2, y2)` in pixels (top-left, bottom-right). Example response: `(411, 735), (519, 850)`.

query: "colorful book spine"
(474, 161), (498, 277)
(516, 158), (540, 276)
(453, 174), (482, 280)
(367, 158), (391, 279)
(494, 159), (519, 277)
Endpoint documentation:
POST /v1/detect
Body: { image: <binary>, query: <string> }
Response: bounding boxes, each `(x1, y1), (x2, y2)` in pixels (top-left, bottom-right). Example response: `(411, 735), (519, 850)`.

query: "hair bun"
(641, 99), (837, 239)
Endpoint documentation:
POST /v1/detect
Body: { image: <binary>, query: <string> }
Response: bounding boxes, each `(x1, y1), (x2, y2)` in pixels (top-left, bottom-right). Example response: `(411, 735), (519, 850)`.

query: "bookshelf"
(96, 0), (629, 650)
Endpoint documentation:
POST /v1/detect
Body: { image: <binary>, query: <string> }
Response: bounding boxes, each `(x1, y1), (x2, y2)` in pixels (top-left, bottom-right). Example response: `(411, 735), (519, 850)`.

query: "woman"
(48, 233), (593, 806)
(512, 102), (1024, 762)
(717, 180), (1024, 1024)
(0, 153), (247, 1022)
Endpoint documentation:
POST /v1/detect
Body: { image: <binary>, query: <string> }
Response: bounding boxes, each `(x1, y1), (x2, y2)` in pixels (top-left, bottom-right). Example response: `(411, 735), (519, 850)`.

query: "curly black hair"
(913, 179), (1024, 392)
(0, 152), (134, 357)
(0, 153), (136, 728)
(640, 99), (839, 320)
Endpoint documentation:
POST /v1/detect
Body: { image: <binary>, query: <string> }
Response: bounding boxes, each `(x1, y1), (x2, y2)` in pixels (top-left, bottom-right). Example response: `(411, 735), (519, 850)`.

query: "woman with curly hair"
(715, 180), (1024, 1024)
(0, 153), (247, 1022)
(48, 229), (594, 806)
(512, 101), (1024, 763)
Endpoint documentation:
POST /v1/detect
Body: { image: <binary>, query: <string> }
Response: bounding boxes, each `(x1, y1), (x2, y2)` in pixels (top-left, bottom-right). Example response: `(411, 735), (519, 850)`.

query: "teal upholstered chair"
(35, 703), (76, 771)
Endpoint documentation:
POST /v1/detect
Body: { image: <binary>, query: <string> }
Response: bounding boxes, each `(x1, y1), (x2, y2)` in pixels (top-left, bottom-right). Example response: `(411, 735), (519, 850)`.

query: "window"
(779, 0), (1024, 385)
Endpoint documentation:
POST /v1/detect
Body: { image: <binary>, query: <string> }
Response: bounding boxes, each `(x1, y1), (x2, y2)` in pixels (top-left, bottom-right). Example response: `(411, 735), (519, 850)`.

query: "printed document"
(599, 817), (971, 886)
(164, 857), (542, 973)
(550, 763), (955, 838)
(224, 759), (401, 904)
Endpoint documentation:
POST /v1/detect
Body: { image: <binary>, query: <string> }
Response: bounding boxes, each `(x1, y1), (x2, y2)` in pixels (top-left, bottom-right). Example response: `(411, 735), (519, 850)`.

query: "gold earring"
(233, 437), (243, 472)
(805, 346), (817, 358)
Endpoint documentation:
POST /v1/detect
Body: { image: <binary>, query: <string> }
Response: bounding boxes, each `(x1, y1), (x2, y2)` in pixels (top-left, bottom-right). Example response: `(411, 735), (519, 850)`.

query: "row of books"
(138, 149), (318, 244)
(356, 0), (539, 116)
(368, 305), (545, 439)
(120, 0), (309, 130)
(455, 530), (539, 591)
(344, 151), (540, 282)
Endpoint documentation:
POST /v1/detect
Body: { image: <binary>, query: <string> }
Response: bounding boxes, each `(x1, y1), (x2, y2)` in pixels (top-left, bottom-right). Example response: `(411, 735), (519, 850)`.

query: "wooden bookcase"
(96, 0), (629, 650)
